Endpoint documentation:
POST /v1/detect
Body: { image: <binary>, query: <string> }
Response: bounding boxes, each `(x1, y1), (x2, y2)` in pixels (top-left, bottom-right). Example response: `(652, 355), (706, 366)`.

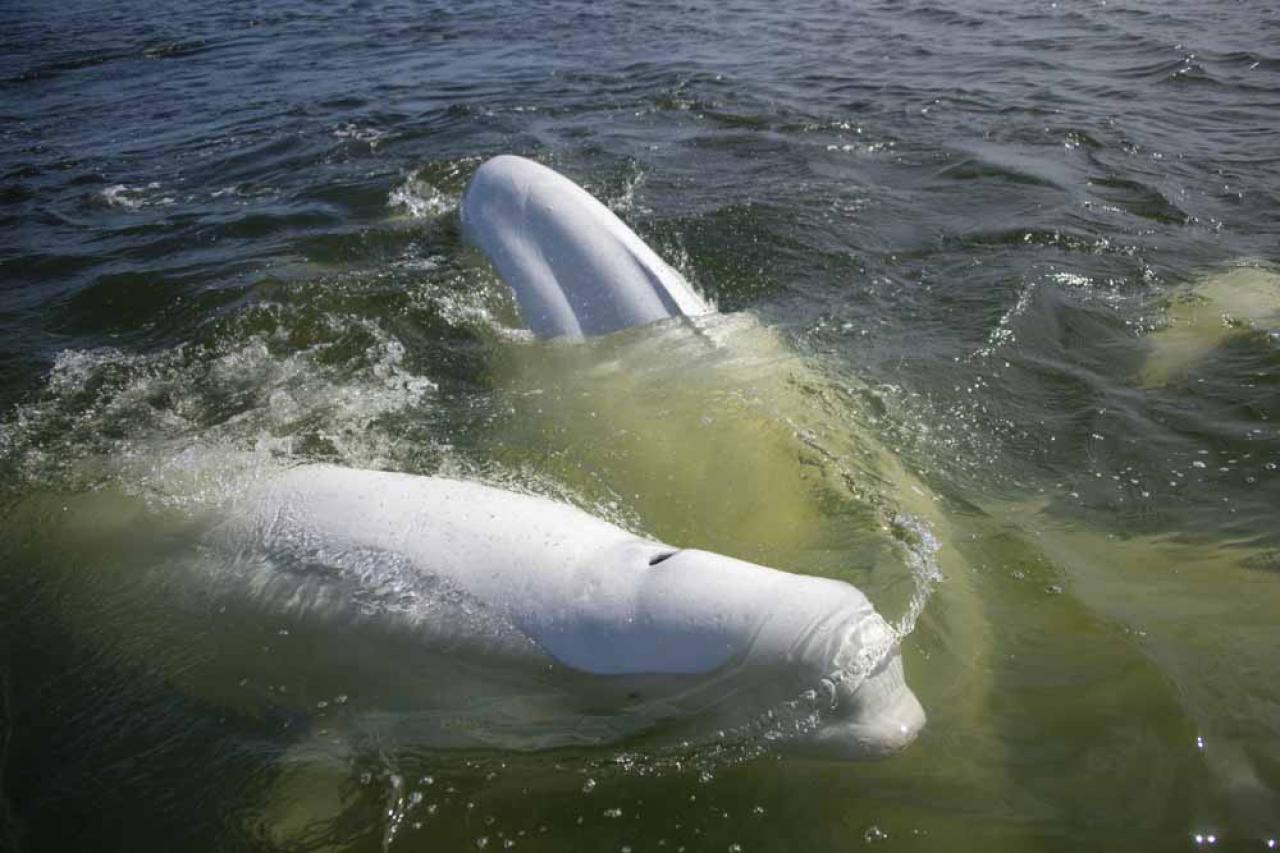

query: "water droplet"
(582, 778), (597, 793)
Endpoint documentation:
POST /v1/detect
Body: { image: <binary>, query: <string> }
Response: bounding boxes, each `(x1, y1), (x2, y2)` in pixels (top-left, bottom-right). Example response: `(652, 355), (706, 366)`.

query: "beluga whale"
(1136, 261), (1280, 386)
(0, 149), (962, 849)
(214, 463), (925, 758)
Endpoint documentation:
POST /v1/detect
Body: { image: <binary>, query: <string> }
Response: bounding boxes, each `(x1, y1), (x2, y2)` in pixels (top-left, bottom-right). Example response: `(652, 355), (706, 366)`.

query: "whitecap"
(388, 175), (455, 219)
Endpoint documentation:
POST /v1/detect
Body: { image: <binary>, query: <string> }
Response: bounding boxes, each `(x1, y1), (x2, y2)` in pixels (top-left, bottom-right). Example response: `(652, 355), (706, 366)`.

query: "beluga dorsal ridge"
(461, 154), (710, 338)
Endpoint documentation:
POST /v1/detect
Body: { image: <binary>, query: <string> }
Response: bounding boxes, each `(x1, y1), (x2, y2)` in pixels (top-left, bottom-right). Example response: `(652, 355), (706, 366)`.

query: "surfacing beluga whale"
(222, 464), (923, 758)
(0, 152), (949, 847)
(223, 194), (928, 756)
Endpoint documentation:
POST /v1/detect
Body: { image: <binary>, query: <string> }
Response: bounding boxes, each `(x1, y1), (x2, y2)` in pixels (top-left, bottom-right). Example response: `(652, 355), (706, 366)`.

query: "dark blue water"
(3, 1), (1279, 850)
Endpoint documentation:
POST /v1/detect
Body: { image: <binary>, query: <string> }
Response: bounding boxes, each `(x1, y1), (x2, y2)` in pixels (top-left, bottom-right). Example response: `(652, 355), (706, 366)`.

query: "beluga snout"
(794, 643), (926, 761)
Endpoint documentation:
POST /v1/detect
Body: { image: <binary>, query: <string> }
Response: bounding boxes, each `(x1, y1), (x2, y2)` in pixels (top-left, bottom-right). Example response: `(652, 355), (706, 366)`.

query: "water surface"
(2, 0), (1279, 850)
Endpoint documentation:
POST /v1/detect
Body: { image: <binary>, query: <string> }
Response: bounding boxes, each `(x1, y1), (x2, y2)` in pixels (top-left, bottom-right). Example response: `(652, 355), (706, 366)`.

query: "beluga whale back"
(461, 154), (710, 338)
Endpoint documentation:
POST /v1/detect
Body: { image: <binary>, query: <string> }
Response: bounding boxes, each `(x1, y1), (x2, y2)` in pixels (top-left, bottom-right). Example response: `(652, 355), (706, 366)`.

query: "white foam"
(388, 175), (455, 218)
(332, 122), (390, 148)
(97, 182), (174, 210)
(3, 317), (441, 511)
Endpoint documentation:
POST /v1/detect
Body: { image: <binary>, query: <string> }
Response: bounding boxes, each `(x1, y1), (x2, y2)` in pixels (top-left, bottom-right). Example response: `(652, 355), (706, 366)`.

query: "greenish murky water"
(2, 1), (1278, 850)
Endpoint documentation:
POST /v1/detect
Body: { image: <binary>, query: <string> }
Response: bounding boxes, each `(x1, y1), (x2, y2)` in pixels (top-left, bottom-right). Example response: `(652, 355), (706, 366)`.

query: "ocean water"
(2, 0), (1279, 850)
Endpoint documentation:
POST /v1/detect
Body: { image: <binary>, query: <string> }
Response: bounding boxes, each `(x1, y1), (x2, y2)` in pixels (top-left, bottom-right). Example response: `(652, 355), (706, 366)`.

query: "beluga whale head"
(219, 465), (926, 760)
(512, 537), (927, 760)
(793, 619), (927, 760)
(660, 548), (926, 761)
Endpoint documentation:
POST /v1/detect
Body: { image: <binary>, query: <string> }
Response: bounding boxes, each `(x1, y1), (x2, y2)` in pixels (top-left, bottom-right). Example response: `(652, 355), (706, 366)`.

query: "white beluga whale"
(215, 463), (924, 757)
(130, 153), (929, 763)
(21, 454), (923, 762)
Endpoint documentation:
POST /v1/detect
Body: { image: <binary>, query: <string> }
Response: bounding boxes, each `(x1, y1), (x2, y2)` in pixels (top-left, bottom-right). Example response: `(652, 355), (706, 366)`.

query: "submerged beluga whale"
(1137, 262), (1280, 387)
(0, 152), (952, 846)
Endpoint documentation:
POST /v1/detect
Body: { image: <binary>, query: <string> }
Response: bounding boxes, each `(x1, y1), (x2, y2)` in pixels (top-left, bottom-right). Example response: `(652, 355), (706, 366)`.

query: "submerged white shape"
(221, 464), (924, 758)
(1139, 264), (1280, 386)
(460, 155), (710, 338)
